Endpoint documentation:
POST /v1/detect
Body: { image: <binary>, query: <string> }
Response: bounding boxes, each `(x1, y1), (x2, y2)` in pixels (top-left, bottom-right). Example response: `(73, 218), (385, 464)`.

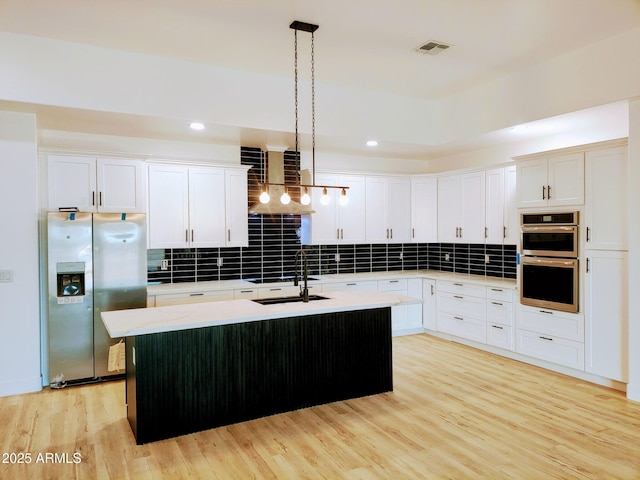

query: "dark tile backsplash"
(147, 146), (517, 284)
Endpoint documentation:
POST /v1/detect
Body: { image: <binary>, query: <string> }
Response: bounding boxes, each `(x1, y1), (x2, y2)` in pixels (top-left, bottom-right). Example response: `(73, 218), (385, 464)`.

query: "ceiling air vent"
(414, 40), (452, 56)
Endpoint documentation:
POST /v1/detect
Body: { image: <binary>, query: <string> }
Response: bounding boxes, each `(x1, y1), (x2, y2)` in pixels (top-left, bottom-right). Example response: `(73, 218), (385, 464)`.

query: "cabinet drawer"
(155, 290), (233, 306)
(378, 278), (408, 291)
(487, 300), (513, 326)
(257, 285), (305, 298)
(437, 281), (486, 298)
(518, 306), (584, 342)
(487, 287), (514, 303)
(487, 323), (514, 351)
(437, 312), (486, 343)
(322, 281), (377, 292)
(516, 330), (585, 370)
(234, 288), (258, 299)
(437, 292), (486, 320)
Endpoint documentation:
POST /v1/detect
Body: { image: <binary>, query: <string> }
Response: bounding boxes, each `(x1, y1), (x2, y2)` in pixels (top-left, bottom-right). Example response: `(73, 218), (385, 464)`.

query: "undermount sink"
(252, 295), (328, 305)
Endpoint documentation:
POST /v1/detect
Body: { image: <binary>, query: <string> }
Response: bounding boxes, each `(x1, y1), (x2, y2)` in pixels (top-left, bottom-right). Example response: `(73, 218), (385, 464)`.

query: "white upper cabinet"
(365, 176), (411, 244)
(503, 165), (518, 245)
(485, 165), (518, 245)
(301, 174), (366, 245)
(484, 168), (505, 244)
(516, 152), (584, 207)
(48, 155), (147, 213)
(410, 177), (437, 243)
(584, 146), (627, 251)
(437, 171), (485, 243)
(224, 169), (249, 247)
(148, 164), (248, 249)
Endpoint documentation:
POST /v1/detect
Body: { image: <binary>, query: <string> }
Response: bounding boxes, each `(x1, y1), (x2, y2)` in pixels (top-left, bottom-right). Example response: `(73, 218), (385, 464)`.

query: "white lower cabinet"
(422, 279), (437, 331)
(584, 250), (628, 382)
(516, 305), (585, 370)
(516, 330), (585, 371)
(486, 287), (514, 351)
(155, 289), (234, 307)
(378, 278), (423, 334)
(436, 281), (487, 343)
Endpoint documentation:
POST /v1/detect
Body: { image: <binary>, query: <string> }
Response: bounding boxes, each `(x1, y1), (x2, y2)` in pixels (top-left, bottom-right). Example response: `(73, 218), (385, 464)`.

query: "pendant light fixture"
(252, 21), (349, 211)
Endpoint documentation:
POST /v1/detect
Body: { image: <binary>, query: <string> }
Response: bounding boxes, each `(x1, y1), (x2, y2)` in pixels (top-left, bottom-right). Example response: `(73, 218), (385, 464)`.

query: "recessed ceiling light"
(190, 122), (205, 131)
(366, 140), (378, 147)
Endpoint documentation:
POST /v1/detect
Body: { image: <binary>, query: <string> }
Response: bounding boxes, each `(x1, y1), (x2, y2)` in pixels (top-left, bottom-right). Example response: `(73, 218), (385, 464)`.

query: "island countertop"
(101, 290), (420, 338)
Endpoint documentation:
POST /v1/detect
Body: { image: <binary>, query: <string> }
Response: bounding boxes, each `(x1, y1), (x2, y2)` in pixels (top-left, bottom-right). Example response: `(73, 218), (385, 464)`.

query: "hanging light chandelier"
(257, 20), (349, 208)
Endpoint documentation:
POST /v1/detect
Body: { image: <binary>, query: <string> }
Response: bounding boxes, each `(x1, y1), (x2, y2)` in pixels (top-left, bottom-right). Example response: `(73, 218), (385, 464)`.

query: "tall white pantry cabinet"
(583, 145), (628, 382)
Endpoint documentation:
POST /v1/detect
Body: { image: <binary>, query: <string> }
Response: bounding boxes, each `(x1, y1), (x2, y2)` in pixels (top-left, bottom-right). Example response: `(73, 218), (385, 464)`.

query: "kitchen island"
(102, 290), (419, 444)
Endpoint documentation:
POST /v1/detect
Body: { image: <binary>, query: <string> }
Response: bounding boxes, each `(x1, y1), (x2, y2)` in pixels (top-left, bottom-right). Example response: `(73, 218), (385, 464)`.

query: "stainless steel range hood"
(249, 148), (315, 215)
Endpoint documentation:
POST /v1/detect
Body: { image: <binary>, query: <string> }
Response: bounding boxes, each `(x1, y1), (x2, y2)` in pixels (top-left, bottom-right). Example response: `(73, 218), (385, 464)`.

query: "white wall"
(626, 99), (640, 402)
(0, 111), (41, 396)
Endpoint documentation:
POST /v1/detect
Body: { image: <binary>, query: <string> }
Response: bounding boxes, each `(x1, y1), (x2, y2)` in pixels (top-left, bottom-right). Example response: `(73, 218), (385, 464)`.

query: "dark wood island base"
(125, 307), (393, 444)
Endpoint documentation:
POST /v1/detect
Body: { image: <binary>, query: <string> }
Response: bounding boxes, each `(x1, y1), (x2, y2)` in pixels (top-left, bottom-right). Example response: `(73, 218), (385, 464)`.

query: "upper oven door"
(521, 225), (578, 258)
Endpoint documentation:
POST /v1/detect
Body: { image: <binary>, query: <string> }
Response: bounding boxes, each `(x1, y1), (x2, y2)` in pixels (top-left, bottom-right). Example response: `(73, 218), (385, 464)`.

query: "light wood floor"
(2, 334), (640, 479)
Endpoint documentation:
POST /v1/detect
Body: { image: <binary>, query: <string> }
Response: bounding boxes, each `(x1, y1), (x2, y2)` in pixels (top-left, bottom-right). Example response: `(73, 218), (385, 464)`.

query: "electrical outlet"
(160, 259), (169, 271)
(0, 269), (14, 282)
(217, 257), (224, 267)
(335, 253), (340, 262)
(485, 254), (490, 264)
(444, 253), (450, 262)
(399, 252), (403, 260)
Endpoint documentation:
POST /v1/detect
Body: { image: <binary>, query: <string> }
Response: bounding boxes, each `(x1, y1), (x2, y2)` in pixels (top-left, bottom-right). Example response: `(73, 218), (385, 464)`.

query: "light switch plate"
(0, 270), (13, 282)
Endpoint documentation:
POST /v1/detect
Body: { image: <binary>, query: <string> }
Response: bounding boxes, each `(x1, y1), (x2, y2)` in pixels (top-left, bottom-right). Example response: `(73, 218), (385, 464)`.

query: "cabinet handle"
(239, 290), (253, 293)
(92, 191), (96, 206)
(491, 288), (503, 292)
(270, 288), (282, 292)
(386, 228), (389, 239)
(346, 283), (357, 286)
(484, 227), (488, 239)
(547, 185), (551, 199)
(341, 229), (344, 240)
(542, 185), (546, 200)
(191, 230), (194, 242)
(503, 226), (507, 239)
(454, 316), (464, 321)
(390, 280), (400, 284)
(453, 283), (464, 286)
(454, 295), (464, 299)
(228, 229), (231, 242)
(586, 227), (591, 242)
(459, 227), (463, 238)
(189, 293), (204, 297)
(99, 191), (103, 206)
(412, 228), (415, 239)
(540, 336), (553, 341)
(586, 258), (590, 273)
(491, 301), (503, 306)
(390, 228), (393, 239)
(491, 325), (504, 330)
(430, 284), (434, 295)
(337, 229), (340, 240)
(539, 310), (554, 315)
(185, 229), (189, 242)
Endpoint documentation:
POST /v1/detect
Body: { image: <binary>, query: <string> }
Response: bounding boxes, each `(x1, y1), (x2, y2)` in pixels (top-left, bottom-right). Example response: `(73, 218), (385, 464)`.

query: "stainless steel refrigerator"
(46, 212), (147, 386)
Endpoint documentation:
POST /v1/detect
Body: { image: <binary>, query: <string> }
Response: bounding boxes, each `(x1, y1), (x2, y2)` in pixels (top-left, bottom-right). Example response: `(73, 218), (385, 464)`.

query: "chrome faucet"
(294, 248), (309, 302)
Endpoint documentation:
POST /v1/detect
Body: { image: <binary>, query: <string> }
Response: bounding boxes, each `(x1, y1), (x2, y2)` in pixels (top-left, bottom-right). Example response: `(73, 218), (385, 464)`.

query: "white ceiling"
(1, 0), (639, 159)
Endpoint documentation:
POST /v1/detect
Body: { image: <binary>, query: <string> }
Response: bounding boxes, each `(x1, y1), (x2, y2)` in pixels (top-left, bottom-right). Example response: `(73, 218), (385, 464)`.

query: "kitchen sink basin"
(252, 294), (328, 305)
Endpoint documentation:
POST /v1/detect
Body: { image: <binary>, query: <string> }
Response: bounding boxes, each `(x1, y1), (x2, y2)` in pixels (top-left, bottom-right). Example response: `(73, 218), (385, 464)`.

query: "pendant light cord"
(311, 31), (316, 187)
(294, 29), (299, 176)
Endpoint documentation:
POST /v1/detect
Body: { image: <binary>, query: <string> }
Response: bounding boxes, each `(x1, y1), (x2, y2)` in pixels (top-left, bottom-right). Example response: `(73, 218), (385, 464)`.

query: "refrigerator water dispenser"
(56, 262), (86, 297)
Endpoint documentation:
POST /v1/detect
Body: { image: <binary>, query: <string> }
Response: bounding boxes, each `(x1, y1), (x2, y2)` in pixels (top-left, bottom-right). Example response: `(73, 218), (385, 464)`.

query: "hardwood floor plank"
(2, 334), (640, 479)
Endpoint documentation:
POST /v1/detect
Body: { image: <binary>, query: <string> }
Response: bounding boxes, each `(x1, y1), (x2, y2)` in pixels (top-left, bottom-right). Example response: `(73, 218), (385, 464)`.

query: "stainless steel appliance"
(47, 212), (147, 386)
(520, 211), (579, 313)
(521, 211), (579, 257)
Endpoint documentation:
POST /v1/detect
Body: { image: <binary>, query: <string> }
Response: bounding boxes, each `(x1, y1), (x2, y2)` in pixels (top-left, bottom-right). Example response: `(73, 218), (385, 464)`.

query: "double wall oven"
(520, 211), (579, 313)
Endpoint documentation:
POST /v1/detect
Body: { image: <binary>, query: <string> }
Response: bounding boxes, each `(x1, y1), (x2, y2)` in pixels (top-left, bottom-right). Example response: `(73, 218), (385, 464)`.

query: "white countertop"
(147, 270), (516, 295)
(102, 290), (421, 338)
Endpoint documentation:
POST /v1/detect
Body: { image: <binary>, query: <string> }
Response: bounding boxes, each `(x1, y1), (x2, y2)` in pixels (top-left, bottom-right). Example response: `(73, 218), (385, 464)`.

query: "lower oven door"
(520, 256), (579, 313)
